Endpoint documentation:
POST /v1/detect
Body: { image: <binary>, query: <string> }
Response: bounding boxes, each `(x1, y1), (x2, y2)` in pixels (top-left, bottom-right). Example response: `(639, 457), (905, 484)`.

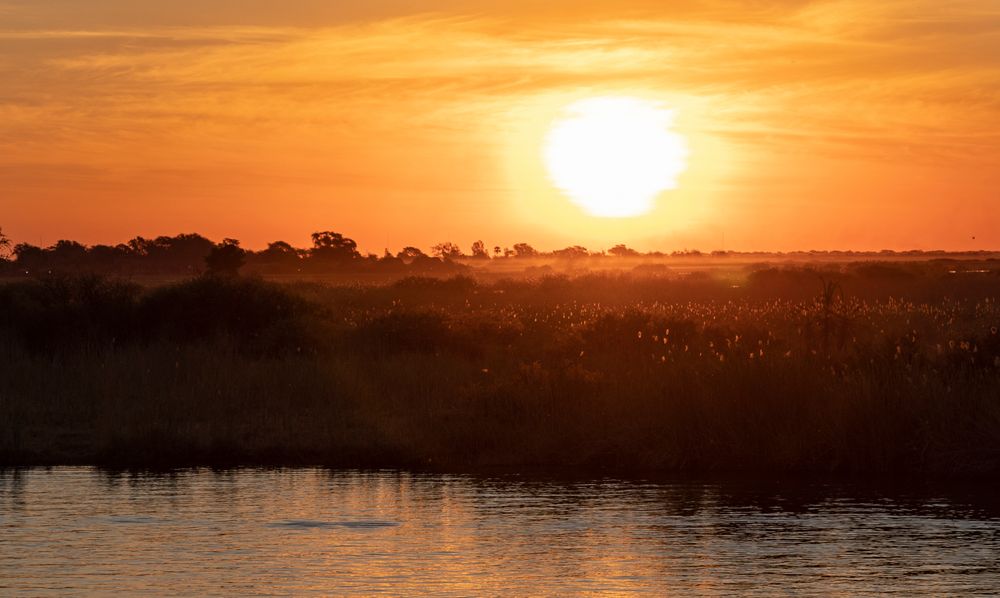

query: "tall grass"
(1, 267), (999, 474)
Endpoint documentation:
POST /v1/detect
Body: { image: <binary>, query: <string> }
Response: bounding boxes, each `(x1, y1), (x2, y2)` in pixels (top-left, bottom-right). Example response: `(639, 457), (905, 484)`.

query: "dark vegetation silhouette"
(0, 228), (11, 261)
(470, 240), (490, 259)
(204, 238), (246, 277)
(608, 243), (640, 257)
(1, 240), (999, 473)
(0, 231), (471, 278)
(310, 230), (359, 262)
(512, 242), (539, 258)
(3, 229), (995, 282)
(431, 242), (463, 259)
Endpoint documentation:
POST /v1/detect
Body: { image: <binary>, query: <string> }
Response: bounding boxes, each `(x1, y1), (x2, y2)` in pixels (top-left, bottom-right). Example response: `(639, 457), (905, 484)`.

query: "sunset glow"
(543, 97), (688, 218)
(1, 0), (998, 252)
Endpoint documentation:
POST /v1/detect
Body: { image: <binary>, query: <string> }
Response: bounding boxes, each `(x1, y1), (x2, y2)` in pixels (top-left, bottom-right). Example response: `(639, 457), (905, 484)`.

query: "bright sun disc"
(543, 97), (688, 218)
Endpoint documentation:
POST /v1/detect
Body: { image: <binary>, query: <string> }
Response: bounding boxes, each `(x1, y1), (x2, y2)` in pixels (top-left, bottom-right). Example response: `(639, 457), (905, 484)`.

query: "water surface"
(2, 468), (999, 595)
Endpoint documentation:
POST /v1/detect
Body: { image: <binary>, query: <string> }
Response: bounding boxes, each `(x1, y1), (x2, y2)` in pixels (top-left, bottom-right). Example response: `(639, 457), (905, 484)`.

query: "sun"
(543, 97), (689, 218)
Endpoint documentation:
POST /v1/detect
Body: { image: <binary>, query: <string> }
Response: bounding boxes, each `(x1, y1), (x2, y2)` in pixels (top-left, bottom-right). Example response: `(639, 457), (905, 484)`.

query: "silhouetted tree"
(50, 240), (87, 267)
(310, 231), (359, 262)
(251, 240), (302, 270)
(377, 250), (405, 271)
(205, 238), (246, 277)
(608, 244), (640, 257)
(410, 254), (458, 273)
(88, 244), (132, 273)
(0, 228), (10, 261)
(471, 240), (490, 259)
(512, 243), (538, 258)
(552, 245), (589, 259)
(127, 233), (215, 274)
(671, 249), (703, 257)
(396, 246), (427, 262)
(493, 246), (502, 258)
(12, 243), (46, 273)
(266, 240), (299, 256)
(432, 242), (463, 260)
(126, 236), (149, 256)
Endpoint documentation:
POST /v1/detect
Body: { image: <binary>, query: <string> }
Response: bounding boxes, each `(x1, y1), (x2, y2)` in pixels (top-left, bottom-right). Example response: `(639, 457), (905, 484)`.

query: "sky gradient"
(2, 0), (998, 252)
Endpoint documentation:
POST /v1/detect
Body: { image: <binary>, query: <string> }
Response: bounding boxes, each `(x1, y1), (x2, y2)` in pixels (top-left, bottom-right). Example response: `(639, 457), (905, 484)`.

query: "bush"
(0, 275), (323, 356)
(0, 275), (140, 352)
(138, 276), (322, 354)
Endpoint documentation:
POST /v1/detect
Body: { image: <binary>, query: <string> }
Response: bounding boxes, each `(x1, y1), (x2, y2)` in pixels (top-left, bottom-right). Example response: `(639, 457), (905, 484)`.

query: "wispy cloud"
(1, 0), (998, 249)
(3, 2), (995, 158)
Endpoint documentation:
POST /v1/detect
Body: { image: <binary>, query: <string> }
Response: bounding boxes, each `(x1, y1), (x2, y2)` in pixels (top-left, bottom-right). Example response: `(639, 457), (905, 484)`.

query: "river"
(2, 468), (999, 595)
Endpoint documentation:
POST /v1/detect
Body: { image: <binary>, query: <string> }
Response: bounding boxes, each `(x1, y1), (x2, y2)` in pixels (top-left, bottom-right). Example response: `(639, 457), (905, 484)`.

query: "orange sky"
(1, 0), (998, 252)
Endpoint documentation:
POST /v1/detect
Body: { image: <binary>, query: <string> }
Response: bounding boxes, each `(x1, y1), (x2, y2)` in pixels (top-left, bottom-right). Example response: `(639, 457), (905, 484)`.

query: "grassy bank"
(1, 268), (999, 474)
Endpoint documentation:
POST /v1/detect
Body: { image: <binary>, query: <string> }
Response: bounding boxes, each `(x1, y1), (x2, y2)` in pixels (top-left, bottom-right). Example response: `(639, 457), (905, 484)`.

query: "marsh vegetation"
(1, 262), (999, 474)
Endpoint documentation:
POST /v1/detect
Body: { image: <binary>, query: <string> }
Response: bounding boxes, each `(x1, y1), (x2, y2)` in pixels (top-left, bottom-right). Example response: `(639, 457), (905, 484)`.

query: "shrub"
(0, 275), (140, 352)
(137, 276), (321, 354)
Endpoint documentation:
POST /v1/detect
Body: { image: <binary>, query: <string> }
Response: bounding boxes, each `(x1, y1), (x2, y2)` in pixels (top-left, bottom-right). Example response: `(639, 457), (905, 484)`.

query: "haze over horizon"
(2, 0), (998, 253)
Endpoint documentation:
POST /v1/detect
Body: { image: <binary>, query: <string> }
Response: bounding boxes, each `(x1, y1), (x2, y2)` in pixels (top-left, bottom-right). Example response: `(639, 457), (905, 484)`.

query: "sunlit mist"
(543, 97), (688, 218)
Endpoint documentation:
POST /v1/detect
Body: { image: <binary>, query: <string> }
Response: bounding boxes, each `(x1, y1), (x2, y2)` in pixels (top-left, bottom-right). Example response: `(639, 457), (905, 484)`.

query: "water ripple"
(1, 468), (999, 596)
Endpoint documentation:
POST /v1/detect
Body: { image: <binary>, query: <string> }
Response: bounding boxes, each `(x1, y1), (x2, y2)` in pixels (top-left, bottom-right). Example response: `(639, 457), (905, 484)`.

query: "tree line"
(0, 226), (989, 278)
(0, 228), (660, 277)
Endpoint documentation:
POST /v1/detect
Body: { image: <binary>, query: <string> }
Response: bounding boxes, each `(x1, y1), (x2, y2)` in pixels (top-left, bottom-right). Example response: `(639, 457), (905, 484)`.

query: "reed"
(1, 267), (998, 474)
